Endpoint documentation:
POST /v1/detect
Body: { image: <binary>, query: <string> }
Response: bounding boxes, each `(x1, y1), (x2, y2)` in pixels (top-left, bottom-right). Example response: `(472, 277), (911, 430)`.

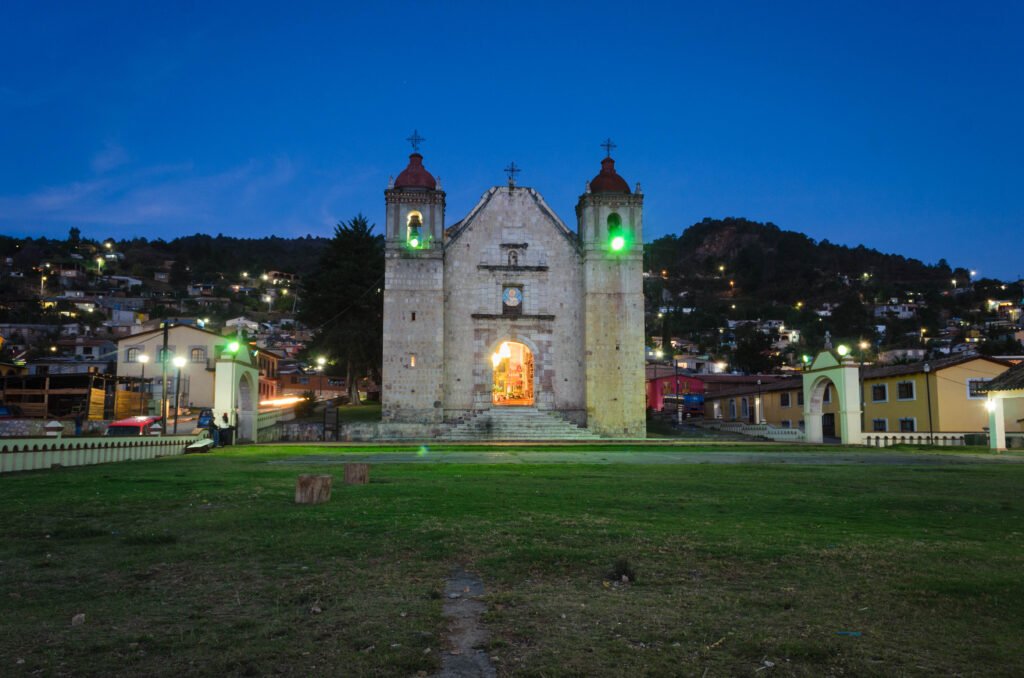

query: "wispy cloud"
(91, 142), (130, 173)
(0, 158), (304, 234)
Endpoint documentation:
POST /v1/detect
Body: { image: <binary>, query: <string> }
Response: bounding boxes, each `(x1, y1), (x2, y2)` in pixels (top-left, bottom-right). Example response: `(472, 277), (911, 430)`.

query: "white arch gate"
(801, 350), (862, 445)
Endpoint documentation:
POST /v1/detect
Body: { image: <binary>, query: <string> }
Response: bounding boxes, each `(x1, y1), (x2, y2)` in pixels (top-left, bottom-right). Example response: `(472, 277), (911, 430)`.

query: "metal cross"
(504, 162), (521, 183)
(406, 129), (425, 152)
(601, 138), (617, 157)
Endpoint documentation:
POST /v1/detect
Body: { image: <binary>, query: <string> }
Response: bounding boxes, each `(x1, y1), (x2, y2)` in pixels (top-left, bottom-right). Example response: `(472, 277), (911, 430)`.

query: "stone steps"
(441, 407), (602, 441)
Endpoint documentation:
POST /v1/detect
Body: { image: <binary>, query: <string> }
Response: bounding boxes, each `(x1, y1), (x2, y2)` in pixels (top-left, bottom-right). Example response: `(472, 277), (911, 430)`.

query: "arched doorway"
(491, 341), (535, 406)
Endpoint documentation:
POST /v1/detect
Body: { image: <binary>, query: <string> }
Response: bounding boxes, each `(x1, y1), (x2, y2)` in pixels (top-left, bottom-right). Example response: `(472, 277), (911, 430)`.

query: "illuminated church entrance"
(491, 341), (535, 406)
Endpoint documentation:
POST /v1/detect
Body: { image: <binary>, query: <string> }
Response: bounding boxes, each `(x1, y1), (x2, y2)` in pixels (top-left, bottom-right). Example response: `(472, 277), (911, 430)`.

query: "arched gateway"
(801, 350), (862, 445)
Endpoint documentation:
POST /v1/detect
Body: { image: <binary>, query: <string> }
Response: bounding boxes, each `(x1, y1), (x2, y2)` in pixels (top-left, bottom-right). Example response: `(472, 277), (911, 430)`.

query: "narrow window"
(126, 347), (139, 363)
(780, 392), (791, 408)
(871, 384), (888, 402)
(190, 347), (206, 363)
(897, 381), (915, 400)
(409, 354), (417, 368)
(823, 385), (832, 403)
(797, 391), (804, 406)
(411, 312), (416, 322)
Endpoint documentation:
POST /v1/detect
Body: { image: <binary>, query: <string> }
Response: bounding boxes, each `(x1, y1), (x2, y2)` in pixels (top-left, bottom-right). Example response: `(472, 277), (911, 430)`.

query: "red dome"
(589, 157), (631, 193)
(394, 153), (437, 190)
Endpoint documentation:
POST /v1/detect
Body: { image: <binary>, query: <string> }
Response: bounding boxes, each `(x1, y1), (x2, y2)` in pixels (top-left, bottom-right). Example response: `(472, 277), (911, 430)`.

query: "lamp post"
(40, 274), (47, 296)
(756, 379), (763, 424)
(923, 362), (934, 444)
(316, 356), (326, 400)
(138, 354), (150, 415)
(172, 356), (186, 434)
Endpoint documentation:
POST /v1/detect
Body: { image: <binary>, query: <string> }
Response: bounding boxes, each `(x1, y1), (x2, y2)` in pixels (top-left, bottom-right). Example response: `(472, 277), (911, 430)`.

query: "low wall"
(274, 421), (447, 442)
(0, 418), (108, 438)
(701, 420), (805, 442)
(0, 433), (207, 474)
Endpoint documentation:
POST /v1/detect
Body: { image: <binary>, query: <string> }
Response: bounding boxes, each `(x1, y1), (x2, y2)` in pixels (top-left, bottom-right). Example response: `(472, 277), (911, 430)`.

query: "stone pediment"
(444, 187), (578, 251)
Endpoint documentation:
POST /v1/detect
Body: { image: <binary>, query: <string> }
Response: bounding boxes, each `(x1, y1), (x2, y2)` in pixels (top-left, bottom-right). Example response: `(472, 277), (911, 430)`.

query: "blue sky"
(2, 1), (1022, 279)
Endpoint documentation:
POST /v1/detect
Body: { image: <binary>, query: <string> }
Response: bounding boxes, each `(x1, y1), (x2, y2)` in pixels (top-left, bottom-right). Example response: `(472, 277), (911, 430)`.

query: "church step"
(440, 407), (602, 441)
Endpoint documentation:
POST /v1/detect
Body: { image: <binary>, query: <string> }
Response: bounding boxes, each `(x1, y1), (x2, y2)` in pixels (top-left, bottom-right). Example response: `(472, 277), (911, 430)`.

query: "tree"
(299, 214), (384, 405)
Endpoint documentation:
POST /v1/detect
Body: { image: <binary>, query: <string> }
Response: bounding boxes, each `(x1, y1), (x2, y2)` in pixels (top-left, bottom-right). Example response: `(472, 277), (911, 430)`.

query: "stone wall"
(443, 187), (586, 419)
(1, 419), (112, 438)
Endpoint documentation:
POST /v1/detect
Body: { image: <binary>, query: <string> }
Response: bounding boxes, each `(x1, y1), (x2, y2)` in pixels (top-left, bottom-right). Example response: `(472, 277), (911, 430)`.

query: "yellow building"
(862, 355), (1011, 435)
(706, 378), (843, 436)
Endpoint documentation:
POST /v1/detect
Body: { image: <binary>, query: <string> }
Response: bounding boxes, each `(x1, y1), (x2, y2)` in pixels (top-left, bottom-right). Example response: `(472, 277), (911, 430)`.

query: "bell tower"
(577, 142), (646, 437)
(381, 132), (445, 423)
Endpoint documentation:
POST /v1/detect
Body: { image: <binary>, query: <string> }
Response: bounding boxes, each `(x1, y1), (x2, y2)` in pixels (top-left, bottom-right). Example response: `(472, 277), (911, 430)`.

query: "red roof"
(589, 157), (631, 193)
(394, 153), (437, 190)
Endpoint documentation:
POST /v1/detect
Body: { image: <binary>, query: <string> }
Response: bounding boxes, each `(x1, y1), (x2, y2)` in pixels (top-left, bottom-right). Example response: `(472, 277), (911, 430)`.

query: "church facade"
(380, 148), (645, 438)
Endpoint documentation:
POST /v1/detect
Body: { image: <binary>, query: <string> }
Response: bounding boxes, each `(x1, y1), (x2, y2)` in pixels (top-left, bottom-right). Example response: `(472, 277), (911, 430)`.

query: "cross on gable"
(601, 138), (617, 157)
(406, 129), (425, 152)
(504, 162), (521, 183)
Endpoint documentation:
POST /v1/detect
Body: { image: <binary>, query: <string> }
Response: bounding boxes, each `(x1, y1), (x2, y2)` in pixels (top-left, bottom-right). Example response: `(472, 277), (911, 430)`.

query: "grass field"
(2, 445), (1022, 676)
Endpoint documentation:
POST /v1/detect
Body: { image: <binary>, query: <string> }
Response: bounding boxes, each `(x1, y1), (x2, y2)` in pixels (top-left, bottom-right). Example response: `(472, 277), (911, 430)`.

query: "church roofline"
(445, 187), (579, 251)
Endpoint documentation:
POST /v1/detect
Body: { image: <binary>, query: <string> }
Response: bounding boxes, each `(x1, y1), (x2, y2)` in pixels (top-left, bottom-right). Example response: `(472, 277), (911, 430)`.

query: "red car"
(105, 415), (163, 437)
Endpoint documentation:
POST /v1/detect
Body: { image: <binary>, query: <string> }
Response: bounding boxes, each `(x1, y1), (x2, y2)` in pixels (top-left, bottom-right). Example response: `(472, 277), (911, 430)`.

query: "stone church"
(381, 145), (645, 438)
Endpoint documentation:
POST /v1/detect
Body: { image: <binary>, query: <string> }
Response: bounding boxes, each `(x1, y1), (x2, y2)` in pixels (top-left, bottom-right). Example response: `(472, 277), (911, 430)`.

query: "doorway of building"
(822, 412), (836, 438)
(491, 341), (534, 406)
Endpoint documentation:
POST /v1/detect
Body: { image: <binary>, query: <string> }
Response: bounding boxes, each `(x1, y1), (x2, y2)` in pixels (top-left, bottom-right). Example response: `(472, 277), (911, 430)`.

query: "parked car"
(105, 415), (163, 436)
(0, 404), (23, 418)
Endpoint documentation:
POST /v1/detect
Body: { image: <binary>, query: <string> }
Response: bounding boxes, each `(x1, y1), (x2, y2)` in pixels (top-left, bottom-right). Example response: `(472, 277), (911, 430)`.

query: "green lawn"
(2, 445), (1022, 676)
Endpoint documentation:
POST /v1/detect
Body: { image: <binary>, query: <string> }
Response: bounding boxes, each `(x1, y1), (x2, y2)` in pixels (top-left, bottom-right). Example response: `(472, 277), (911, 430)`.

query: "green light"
(801, 354), (811, 364)
(409, 236), (420, 248)
(610, 235), (626, 251)
(227, 341), (240, 353)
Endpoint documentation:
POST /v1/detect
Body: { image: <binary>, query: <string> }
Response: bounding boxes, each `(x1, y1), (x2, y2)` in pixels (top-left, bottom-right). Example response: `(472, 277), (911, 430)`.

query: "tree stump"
(344, 463), (369, 485)
(295, 474), (333, 504)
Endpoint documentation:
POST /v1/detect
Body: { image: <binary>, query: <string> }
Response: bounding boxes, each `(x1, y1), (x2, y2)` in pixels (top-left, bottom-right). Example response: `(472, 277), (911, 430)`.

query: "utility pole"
(160, 322), (169, 433)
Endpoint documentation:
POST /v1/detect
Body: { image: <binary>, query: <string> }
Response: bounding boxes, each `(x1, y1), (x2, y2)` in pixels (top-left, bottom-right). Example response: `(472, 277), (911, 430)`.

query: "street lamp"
(263, 295), (272, 313)
(316, 356), (326, 400)
(138, 354), (150, 415)
(172, 356), (186, 434)
(40, 274), (47, 296)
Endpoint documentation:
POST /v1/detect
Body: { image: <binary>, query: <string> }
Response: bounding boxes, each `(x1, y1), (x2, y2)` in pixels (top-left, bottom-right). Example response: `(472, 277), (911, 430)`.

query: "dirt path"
(274, 449), (1024, 466)
(436, 567), (495, 678)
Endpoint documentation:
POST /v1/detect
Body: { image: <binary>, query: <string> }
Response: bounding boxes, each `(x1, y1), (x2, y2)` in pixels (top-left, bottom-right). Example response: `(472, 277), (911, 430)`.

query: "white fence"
(701, 420), (806, 442)
(0, 433), (207, 474)
(860, 432), (974, 448)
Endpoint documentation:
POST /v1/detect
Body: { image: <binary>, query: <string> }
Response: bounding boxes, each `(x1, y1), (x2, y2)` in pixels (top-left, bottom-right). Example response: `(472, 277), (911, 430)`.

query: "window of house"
(872, 418), (888, 432)
(871, 384), (888, 402)
(158, 347), (174, 363)
(741, 398), (749, 418)
(780, 392), (791, 408)
(797, 391), (804, 406)
(897, 381), (915, 400)
(190, 347), (207, 363)
(967, 378), (989, 399)
(899, 417), (916, 432)
(728, 399), (736, 419)
(781, 419), (792, 428)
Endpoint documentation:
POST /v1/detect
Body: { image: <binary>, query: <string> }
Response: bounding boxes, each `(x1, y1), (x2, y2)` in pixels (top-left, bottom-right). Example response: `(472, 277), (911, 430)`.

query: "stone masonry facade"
(381, 150), (645, 438)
